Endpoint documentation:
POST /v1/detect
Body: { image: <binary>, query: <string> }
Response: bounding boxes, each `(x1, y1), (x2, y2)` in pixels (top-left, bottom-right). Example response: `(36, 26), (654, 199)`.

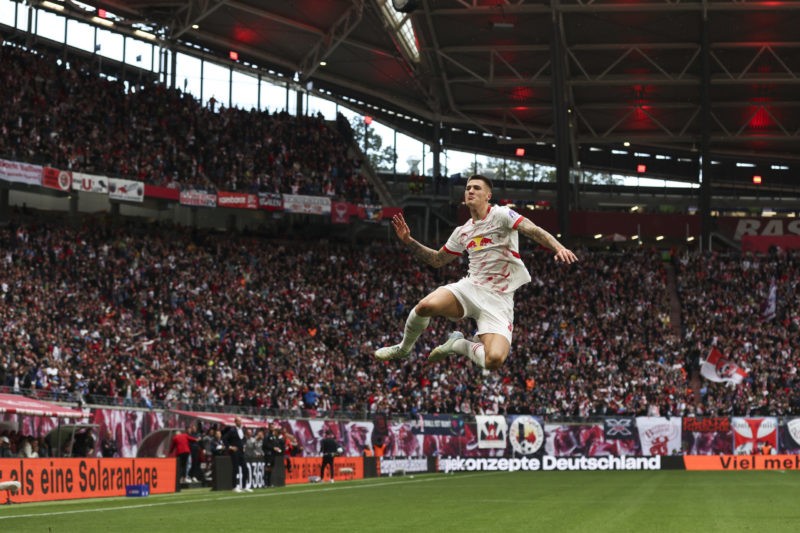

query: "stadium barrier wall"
(684, 454), (800, 471)
(211, 456), (287, 490)
(0, 458), (176, 503)
(211, 456), (365, 488)
(434, 455), (800, 473)
(282, 457), (365, 485)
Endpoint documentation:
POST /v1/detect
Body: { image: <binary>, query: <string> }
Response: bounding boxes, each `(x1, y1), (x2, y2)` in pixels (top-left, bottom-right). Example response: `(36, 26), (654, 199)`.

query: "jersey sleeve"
(443, 227), (465, 256)
(498, 205), (525, 230)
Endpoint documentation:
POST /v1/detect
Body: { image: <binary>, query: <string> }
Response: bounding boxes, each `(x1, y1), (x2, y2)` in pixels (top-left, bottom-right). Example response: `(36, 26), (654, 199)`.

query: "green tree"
(349, 118), (398, 171)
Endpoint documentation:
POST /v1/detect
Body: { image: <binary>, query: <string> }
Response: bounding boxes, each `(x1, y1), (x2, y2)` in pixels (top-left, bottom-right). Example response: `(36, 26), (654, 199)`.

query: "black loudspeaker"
(212, 455), (233, 491)
(363, 456), (379, 478)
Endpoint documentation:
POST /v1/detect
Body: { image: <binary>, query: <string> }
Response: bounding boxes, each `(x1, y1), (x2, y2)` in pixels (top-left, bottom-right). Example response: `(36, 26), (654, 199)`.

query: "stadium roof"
(44, 0), (800, 188)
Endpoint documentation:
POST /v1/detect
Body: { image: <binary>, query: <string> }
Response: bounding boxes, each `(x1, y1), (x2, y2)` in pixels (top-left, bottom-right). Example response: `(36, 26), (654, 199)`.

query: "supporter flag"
(476, 415), (507, 449)
(762, 280), (777, 321)
(700, 347), (747, 385)
(331, 201), (352, 224)
(781, 419), (800, 453)
(42, 166), (72, 191)
(731, 417), (777, 454)
(603, 417), (636, 440)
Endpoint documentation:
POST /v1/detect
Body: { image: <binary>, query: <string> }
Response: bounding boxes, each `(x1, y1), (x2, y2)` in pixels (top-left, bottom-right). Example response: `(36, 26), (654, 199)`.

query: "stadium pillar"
(169, 44), (177, 90)
(296, 89), (304, 117)
(110, 202), (120, 227)
(699, 11), (713, 249)
(69, 193), (79, 227)
(551, 7), (571, 241)
(0, 187), (8, 223)
(432, 123), (442, 194)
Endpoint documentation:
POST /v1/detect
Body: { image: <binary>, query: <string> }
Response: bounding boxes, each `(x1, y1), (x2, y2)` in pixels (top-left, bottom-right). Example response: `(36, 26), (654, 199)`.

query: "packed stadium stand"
(0, 45), (377, 204)
(0, 216), (797, 421)
(0, 16), (798, 432)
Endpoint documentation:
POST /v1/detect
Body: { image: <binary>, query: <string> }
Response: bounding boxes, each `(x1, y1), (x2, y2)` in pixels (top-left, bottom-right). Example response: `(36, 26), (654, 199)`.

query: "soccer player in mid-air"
(375, 174), (578, 370)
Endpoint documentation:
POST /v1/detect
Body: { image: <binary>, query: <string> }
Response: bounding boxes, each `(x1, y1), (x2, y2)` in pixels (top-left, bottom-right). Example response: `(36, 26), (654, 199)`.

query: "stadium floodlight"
(92, 16), (114, 27)
(134, 29), (157, 41)
(41, 1), (64, 11)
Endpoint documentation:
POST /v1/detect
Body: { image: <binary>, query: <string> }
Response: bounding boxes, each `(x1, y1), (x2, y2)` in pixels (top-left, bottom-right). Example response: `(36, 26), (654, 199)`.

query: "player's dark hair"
(467, 174), (493, 191)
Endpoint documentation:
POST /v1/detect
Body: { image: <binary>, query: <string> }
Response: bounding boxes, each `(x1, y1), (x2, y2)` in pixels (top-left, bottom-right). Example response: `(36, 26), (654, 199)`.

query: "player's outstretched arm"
(517, 218), (578, 264)
(392, 213), (457, 268)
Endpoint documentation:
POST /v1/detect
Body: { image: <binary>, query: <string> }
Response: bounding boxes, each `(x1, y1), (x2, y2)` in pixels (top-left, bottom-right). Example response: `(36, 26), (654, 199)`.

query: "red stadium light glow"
(229, 51), (239, 61)
(515, 148), (525, 157)
(98, 8), (107, 18)
(364, 116), (373, 125)
(752, 175), (762, 184)
(637, 164), (646, 173)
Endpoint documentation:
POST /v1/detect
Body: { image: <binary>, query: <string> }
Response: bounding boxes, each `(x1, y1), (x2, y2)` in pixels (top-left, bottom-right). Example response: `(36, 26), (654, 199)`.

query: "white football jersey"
(443, 205), (532, 293)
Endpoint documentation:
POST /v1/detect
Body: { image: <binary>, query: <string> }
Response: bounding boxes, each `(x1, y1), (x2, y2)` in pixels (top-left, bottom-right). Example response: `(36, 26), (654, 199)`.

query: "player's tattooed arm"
(406, 239), (456, 268)
(517, 218), (564, 252)
(517, 218), (579, 264)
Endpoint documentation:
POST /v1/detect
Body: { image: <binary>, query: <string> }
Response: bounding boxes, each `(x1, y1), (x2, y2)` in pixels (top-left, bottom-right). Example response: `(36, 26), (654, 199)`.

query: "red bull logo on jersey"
(466, 236), (494, 251)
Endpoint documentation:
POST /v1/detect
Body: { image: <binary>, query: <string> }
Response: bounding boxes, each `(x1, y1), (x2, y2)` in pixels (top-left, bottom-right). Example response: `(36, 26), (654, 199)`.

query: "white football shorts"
(444, 277), (514, 343)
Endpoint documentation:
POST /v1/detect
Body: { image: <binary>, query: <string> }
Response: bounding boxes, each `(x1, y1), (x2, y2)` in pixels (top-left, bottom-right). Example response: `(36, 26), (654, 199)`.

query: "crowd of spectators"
(675, 249), (799, 416)
(0, 43), (377, 203)
(1, 216), (797, 422)
(0, 38), (798, 424)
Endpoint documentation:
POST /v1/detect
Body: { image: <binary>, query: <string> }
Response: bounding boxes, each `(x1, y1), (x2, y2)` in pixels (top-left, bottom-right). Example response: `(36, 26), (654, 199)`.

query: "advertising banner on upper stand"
(257, 192), (282, 211)
(216, 191), (258, 210)
(0, 158), (42, 186)
(179, 190), (217, 207)
(72, 172), (108, 194)
(41, 167), (72, 192)
(108, 178), (144, 202)
(282, 194), (330, 215)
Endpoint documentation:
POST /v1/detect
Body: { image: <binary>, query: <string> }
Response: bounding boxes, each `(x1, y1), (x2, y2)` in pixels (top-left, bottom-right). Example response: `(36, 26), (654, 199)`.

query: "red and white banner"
(331, 201), (354, 224)
(179, 190), (217, 207)
(257, 192), (283, 211)
(217, 191), (258, 210)
(72, 172), (108, 194)
(732, 417), (777, 455)
(700, 347), (747, 385)
(144, 184), (179, 201)
(42, 167), (73, 191)
(636, 417), (682, 456)
(476, 415), (508, 449)
(282, 194), (331, 215)
(108, 178), (144, 203)
(0, 158), (42, 186)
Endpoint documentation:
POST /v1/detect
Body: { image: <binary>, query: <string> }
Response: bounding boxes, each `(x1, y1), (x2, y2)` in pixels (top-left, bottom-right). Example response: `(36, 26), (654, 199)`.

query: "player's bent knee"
(414, 301), (436, 316)
(484, 352), (507, 370)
